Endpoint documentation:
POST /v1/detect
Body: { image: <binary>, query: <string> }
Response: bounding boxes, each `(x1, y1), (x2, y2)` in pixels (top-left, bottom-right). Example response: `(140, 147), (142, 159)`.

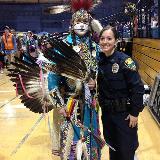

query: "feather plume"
(76, 139), (89, 160)
(71, 0), (93, 12)
(76, 120), (110, 149)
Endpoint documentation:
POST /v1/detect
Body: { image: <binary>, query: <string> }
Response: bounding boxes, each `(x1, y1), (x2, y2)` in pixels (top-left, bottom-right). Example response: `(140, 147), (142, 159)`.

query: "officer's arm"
(123, 58), (145, 117)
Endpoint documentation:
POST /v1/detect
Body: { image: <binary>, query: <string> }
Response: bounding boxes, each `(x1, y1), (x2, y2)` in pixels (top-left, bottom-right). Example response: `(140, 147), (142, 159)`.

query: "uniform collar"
(99, 51), (118, 63)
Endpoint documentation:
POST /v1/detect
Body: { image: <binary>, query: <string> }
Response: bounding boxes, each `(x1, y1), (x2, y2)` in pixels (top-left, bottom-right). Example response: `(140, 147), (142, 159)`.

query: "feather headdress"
(71, 0), (103, 37)
(71, 0), (93, 23)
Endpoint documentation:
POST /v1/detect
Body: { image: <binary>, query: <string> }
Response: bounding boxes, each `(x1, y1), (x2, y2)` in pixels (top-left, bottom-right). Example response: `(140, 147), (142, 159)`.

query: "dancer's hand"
(88, 78), (96, 90)
(59, 108), (67, 117)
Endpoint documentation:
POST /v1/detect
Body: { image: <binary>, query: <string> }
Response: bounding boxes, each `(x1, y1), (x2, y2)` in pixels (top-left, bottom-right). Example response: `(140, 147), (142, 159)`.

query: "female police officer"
(97, 26), (144, 160)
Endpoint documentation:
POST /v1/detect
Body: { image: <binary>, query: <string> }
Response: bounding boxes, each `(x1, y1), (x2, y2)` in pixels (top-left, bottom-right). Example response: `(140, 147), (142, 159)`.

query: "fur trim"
(91, 19), (103, 36)
(76, 139), (89, 160)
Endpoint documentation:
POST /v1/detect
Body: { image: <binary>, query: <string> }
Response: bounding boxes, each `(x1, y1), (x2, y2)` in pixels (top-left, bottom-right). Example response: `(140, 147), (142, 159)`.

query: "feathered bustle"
(44, 38), (87, 80)
(7, 57), (54, 113)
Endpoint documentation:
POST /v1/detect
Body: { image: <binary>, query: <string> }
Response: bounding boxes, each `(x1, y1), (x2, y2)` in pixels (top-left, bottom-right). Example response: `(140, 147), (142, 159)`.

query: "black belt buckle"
(101, 99), (130, 113)
(116, 99), (131, 112)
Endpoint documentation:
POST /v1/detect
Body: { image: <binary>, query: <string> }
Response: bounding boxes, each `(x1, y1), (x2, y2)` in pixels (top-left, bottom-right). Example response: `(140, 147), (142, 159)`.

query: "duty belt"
(101, 98), (131, 113)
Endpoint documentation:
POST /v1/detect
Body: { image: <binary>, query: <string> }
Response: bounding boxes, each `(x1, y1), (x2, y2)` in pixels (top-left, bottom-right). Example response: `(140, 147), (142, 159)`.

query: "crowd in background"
(0, 26), (51, 73)
(0, 23), (134, 75)
(0, 17), (159, 74)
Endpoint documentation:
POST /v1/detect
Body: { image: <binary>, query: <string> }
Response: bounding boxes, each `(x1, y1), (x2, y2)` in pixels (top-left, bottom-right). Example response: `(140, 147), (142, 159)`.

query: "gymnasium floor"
(0, 69), (160, 160)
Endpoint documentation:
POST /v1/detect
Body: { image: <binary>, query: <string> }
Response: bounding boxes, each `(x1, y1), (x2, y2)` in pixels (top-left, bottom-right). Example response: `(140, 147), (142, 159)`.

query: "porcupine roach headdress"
(71, 0), (93, 31)
(71, 0), (103, 36)
(71, 0), (93, 12)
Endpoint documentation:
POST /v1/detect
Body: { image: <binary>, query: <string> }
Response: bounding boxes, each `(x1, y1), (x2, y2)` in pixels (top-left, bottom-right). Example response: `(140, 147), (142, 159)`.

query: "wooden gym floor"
(0, 69), (160, 160)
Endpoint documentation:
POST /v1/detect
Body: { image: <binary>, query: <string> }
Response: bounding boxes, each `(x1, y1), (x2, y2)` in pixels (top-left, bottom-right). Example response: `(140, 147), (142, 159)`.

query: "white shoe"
(0, 70), (4, 74)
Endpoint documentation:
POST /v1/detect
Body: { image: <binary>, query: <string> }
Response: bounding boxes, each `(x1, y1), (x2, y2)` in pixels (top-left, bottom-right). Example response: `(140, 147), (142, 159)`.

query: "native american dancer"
(8, 0), (107, 159)
(47, 1), (103, 159)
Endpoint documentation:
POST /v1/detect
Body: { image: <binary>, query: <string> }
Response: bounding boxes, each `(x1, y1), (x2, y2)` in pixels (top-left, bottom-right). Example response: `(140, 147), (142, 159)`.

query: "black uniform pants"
(101, 110), (139, 160)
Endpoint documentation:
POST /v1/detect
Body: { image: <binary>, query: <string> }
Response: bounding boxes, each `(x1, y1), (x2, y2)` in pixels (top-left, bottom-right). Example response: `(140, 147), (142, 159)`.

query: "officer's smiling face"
(99, 29), (117, 57)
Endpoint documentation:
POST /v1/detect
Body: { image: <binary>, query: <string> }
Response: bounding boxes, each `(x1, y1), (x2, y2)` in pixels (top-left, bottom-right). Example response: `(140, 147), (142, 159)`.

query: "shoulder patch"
(124, 58), (137, 71)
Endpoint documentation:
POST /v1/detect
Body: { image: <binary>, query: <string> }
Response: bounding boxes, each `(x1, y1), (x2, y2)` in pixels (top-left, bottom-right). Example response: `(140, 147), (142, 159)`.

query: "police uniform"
(97, 51), (144, 160)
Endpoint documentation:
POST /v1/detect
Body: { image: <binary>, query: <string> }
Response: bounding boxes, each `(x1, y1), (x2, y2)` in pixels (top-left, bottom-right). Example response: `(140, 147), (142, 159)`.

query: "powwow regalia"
(8, 0), (107, 159)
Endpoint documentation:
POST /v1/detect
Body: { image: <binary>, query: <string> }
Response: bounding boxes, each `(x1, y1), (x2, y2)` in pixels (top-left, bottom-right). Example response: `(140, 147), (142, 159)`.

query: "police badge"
(112, 63), (119, 73)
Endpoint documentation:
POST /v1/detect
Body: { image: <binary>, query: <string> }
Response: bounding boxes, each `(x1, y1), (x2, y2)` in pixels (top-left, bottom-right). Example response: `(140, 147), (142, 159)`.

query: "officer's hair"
(99, 25), (118, 40)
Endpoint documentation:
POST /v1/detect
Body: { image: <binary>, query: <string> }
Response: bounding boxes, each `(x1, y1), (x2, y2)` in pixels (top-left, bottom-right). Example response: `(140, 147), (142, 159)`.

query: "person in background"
(151, 16), (158, 29)
(23, 31), (38, 62)
(151, 16), (159, 38)
(133, 15), (138, 37)
(1, 26), (17, 65)
(0, 51), (5, 73)
(11, 28), (17, 37)
(97, 25), (144, 160)
(0, 36), (5, 73)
